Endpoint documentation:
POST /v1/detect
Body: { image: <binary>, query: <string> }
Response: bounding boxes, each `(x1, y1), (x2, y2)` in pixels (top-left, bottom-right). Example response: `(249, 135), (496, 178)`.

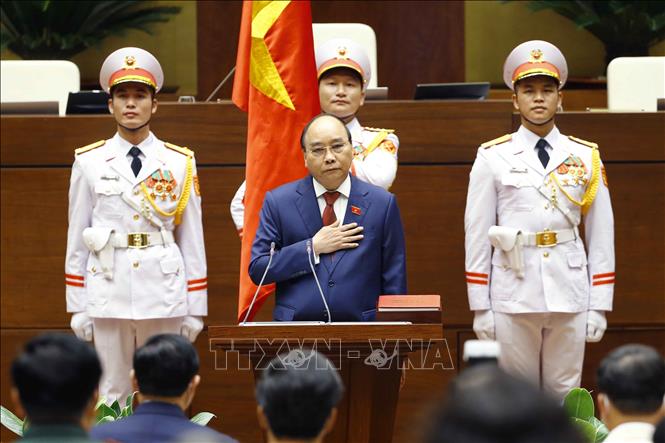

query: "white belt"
(521, 227), (578, 248)
(83, 229), (174, 280)
(110, 231), (175, 249)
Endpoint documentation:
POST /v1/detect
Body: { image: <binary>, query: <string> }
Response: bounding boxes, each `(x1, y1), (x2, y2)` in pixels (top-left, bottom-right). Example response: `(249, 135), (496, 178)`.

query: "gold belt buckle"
(536, 229), (557, 247)
(127, 233), (149, 248)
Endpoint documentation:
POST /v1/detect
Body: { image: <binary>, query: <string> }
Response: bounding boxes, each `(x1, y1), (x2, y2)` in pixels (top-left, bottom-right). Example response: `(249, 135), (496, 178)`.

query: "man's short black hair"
(11, 333), (102, 423)
(300, 113), (353, 151)
(513, 75), (560, 94)
(110, 82), (156, 99)
(597, 344), (665, 414)
(256, 350), (344, 439)
(318, 66), (364, 88)
(426, 365), (584, 443)
(133, 334), (199, 397)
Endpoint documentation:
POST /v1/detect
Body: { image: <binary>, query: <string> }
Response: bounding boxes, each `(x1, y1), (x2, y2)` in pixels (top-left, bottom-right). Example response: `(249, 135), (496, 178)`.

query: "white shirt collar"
(115, 131), (155, 156)
(312, 174), (351, 199)
(346, 117), (363, 143)
(518, 125), (560, 151)
(605, 422), (655, 442)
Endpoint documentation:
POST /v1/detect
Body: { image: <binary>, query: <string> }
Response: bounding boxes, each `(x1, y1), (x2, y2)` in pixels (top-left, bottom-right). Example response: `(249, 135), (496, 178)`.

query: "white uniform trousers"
(93, 317), (184, 404)
(494, 311), (587, 400)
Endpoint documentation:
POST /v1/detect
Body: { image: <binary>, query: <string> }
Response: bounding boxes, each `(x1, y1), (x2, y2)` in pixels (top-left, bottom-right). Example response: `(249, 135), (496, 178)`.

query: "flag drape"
(232, 0), (320, 322)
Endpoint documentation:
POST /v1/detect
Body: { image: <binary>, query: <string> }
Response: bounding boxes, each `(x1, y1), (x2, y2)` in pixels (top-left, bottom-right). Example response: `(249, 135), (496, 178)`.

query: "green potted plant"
(1, 0), (181, 59)
(505, 0), (665, 66)
(564, 387), (609, 443)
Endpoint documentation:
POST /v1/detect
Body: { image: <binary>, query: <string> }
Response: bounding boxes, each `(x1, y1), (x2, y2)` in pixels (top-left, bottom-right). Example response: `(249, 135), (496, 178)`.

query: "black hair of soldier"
(318, 66), (364, 86)
(110, 82), (157, 100)
(597, 343), (665, 415)
(513, 75), (560, 95)
(133, 333), (199, 397)
(11, 333), (102, 424)
(300, 113), (353, 152)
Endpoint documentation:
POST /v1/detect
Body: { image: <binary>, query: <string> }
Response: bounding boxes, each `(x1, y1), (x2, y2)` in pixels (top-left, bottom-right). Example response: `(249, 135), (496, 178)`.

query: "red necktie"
(322, 191), (340, 226)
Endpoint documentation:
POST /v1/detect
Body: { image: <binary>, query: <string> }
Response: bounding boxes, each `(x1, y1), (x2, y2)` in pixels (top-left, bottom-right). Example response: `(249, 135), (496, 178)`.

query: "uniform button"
(133, 214), (140, 221)
(323, 311), (329, 318)
(544, 204), (549, 209)
(543, 252), (550, 258)
(134, 190), (140, 196)
(91, 266), (96, 273)
(132, 261), (140, 268)
(328, 280), (335, 287)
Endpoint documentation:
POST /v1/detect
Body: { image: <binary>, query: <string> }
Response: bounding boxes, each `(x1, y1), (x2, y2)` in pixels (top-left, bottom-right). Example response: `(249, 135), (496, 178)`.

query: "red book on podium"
(376, 295), (442, 323)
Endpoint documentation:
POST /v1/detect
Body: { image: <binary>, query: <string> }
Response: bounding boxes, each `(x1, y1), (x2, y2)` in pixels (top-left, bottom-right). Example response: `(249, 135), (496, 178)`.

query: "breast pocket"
(501, 173), (532, 189)
(94, 181), (123, 218)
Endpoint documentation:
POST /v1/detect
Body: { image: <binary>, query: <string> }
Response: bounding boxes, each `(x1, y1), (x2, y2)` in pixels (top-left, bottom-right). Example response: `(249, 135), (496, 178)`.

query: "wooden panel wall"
(196, 1), (465, 100)
(2, 102), (664, 442)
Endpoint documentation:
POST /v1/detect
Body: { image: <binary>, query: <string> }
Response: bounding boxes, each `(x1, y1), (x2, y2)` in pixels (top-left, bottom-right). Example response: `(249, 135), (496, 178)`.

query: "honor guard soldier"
(65, 47), (208, 404)
(464, 40), (615, 399)
(230, 38), (399, 235)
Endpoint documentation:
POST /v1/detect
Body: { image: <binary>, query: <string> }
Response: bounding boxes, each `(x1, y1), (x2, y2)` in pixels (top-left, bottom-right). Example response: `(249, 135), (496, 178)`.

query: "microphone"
(241, 241), (275, 324)
(306, 240), (332, 324)
(205, 66), (237, 102)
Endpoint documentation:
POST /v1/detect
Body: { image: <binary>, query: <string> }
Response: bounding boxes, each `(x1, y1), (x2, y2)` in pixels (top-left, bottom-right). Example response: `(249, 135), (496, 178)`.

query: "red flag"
(232, 0), (320, 322)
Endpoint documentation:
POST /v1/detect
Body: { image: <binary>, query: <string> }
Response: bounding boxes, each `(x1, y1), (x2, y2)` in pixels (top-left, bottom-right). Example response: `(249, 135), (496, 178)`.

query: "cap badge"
(336, 46), (349, 59)
(124, 55), (136, 68)
(529, 49), (543, 63)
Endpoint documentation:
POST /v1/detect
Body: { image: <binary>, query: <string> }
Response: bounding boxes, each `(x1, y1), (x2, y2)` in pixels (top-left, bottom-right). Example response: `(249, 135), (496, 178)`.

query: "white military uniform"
(465, 40), (615, 399)
(230, 118), (399, 231)
(65, 47), (207, 403)
(65, 133), (207, 402)
(465, 126), (614, 397)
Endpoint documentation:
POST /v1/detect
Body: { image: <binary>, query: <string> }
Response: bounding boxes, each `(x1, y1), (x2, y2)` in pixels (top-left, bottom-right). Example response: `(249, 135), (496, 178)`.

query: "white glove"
(70, 312), (93, 341)
(181, 316), (204, 342)
(586, 310), (607, 343)
(473, 310), (495, 341)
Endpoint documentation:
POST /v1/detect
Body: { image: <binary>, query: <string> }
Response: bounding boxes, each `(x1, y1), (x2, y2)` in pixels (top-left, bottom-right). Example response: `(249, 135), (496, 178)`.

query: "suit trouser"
(92, 317), (183, 404)
(494, 311), (586, 400)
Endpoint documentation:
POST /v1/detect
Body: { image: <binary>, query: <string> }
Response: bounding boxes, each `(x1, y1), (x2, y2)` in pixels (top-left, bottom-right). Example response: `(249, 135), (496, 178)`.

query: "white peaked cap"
(99, 47), (164, 93)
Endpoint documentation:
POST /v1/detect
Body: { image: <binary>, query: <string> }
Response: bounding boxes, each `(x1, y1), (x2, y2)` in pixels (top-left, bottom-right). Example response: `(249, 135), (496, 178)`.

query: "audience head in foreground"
(91, 333), (236, 443)
(256, 350), (344, 443)
(11, 333), (101, 441)
(426, 365), (584, 443)
(597, 344), (665, 440)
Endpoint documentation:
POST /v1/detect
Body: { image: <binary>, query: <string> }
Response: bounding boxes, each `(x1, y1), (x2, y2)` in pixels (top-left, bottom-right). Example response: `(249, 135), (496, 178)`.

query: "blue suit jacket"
(249, 175), (407, 321)
(90, 402), (236, 443)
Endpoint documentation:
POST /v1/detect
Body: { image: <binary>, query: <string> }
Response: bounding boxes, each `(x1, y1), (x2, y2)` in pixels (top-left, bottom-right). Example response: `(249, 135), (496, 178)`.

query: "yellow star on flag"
(250, 1), (295, 110)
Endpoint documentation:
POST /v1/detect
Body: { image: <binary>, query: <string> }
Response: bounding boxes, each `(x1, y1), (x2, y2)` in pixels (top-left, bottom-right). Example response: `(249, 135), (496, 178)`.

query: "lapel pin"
(351, 206), (362, 215)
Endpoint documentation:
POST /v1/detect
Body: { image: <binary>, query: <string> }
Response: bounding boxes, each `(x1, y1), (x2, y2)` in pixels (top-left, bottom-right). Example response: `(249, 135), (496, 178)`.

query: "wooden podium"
(208, 323), (444, 443)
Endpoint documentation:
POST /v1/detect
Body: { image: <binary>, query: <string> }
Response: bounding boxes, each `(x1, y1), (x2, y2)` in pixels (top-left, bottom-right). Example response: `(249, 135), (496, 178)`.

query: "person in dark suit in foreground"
(91, 334), (235, 443)
(255, 350), (344, 443)
(425, 365), (584, 443)
(250, 113), (407, 321)
(11, 333), (102, 443)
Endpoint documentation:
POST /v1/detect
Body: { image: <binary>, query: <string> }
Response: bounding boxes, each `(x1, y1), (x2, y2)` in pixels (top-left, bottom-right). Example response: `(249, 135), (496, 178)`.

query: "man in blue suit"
(91, 334), (236, 443)
(250, 114), (407, 322)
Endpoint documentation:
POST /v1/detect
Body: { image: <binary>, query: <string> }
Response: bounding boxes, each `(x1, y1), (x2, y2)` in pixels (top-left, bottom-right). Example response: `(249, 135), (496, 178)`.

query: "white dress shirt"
(312, 174), (351, 222)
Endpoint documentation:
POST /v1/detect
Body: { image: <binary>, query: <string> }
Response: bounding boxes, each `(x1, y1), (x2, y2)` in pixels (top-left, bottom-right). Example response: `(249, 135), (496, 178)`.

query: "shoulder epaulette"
(75, 140), (105, 155)
(568, 135), (598, 150)
(480, 134), (512, 149)
(363, 126), (395, 134)
(164, 142), (193, 157)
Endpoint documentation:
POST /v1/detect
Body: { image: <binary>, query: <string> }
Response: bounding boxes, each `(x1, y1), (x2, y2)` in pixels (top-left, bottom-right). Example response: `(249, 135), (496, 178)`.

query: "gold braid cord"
(141, 155), (193, 225)
(363, 131), (389, 156)
(552, 148), (601, 215)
